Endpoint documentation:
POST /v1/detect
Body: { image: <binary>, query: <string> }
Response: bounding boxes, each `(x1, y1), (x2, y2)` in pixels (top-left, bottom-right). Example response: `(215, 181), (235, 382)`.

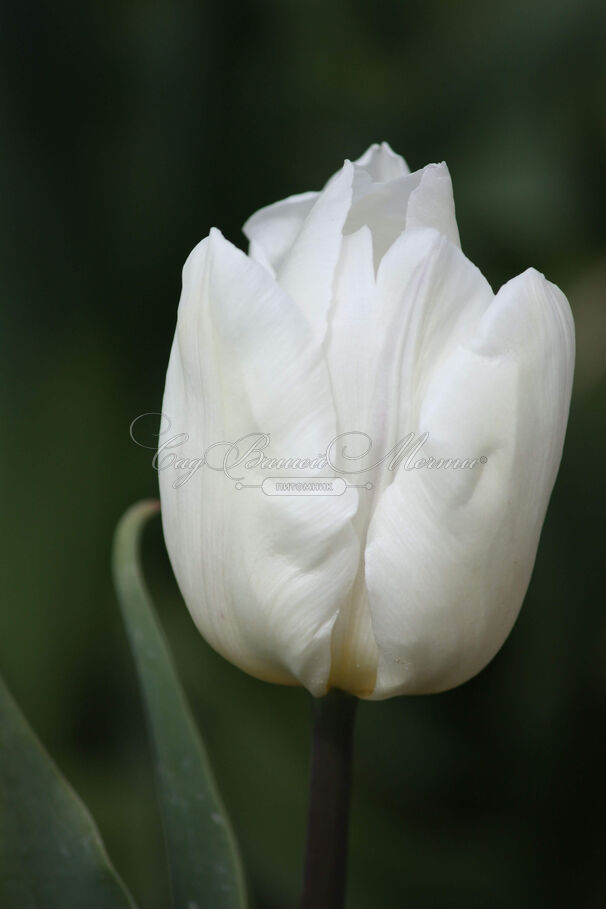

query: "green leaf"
(112, 500), (248, 909)
(0, 674), (137, 909)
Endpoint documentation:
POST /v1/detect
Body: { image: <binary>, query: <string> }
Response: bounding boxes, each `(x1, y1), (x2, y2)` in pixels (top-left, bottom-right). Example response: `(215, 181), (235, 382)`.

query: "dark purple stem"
(299, 689), (358, 909)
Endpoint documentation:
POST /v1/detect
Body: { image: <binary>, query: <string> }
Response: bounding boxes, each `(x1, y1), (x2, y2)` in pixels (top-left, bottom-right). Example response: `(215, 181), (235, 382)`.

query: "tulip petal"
(326, 225), (377, 439)
(242, 190), (318, 276)
(368, 228), (494, 478)
(353, 141), (410, 180)
(345, 168), (419, 269)
(344, 161), (460, 269)
(365, 267), (574, 698)
(326, 227), (494, 693)
(324, 225), (380, 693)
(243, 143), (408, 279)
(160, 230), (359, 696)
(277, 161), (354, 343)
(406, 162), (460, 247)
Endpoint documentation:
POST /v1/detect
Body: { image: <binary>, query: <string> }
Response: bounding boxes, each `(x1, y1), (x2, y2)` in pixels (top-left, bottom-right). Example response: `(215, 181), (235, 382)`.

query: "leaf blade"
(112, 500), (247, 909)
(0, 675), (138, 909)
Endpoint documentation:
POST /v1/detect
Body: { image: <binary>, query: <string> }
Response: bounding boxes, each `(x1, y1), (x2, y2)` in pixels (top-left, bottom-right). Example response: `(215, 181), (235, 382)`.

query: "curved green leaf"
(0, 675), (137, 909)
(112, 500), (247, 909)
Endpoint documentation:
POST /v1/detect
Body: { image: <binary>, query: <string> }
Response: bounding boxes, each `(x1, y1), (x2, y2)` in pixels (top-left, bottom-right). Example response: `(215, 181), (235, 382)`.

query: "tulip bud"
(159, 142), (574, 699)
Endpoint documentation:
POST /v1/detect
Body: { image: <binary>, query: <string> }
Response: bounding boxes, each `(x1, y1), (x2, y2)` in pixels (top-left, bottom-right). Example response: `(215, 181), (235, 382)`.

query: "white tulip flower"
(159, 142), (574, 699)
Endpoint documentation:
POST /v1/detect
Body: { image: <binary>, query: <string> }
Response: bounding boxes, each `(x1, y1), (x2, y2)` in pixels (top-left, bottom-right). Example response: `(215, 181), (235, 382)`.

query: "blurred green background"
(1, 1), (606, 906)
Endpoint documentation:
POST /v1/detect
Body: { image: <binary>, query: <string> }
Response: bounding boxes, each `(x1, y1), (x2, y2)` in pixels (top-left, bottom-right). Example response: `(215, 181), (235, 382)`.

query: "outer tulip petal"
(160, 229), (359, 695)
(325, 227), (493, 693)
(365, 268), (575, 698)
(369, 228), (493, 475)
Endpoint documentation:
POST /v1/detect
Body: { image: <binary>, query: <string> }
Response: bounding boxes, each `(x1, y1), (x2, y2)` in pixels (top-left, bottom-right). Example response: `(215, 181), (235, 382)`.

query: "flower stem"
(299, 689), (358, 909)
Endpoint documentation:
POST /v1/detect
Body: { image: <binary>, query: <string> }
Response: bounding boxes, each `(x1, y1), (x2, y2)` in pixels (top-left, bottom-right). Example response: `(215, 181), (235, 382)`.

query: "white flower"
(159, 142), (575, 699)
